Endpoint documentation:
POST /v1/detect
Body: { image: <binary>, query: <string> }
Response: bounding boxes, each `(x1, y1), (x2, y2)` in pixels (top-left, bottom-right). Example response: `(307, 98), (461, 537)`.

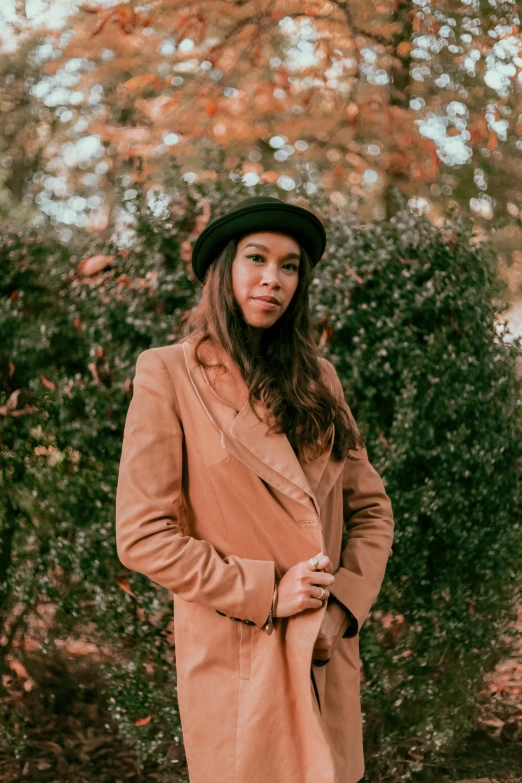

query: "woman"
(115, 195), (395, 783)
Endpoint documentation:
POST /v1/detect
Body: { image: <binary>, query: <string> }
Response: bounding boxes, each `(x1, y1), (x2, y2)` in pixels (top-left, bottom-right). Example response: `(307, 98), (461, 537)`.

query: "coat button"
(230, 616), (242, 621)
(215, 610), (226, 616)
(243, 620), (255, 625)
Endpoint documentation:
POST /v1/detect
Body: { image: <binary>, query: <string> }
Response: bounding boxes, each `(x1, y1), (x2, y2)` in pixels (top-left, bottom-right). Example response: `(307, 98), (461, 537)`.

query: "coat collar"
(181, 332), (345, 517)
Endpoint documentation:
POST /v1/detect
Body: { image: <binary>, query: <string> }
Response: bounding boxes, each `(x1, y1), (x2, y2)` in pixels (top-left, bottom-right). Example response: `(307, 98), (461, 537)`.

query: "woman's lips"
(252, 298), (279, 310)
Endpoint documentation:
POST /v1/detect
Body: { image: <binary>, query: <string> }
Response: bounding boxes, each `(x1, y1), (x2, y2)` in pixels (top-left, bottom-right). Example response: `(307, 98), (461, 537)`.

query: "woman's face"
(231, 231), (301, 334)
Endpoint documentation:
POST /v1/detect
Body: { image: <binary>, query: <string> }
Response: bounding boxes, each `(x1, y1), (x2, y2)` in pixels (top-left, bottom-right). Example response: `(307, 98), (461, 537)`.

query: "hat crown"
(190, 194), (326, 282)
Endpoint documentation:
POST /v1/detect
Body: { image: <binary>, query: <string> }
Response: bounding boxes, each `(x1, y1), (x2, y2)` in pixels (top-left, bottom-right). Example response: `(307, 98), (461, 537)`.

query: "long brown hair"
(180, 235), (365, 463)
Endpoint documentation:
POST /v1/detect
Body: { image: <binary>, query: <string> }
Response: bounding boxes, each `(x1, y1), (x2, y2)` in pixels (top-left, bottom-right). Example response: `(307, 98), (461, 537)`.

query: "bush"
(1, 154), (521, 780)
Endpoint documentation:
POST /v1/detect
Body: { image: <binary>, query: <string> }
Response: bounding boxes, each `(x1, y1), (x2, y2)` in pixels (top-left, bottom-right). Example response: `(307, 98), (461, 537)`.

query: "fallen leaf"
(116, 576), (137, 598)
(8, 658), (30, 678)
(40, 375), (55, 391)
(4, 389), (20, 411)
(88, 362), (100, 384)
(124, 74), (159, 91)
(376, 428), (391, 449)
(180, 240), (192, 262)
(77, 255), (114, 276)
(55, 638), (99, 655)
(0, 403), (36, 417)
(345, 266), (362, 285)
(134, 715), (152, 726)
(319, 324), (333, 348)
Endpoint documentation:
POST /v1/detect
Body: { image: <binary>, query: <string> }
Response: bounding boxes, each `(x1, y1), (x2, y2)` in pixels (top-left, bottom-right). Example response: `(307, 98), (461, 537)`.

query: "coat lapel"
(181, 334), (345, 518)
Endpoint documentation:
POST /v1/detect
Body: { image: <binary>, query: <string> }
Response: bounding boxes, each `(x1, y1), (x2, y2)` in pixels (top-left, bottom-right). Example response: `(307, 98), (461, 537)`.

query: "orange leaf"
(8, 659), (30, 679)
(319, 324), (333, 348)
(40, 375), (55, 391)
(376, 427), (391, 449)
(345, 103), (359, 122)
(194, 200), (211, 233)
(345, 265), (363, 284)
(1, 389), (20, 413)
(88, 362), (100, 384)
(8, 360), (15, 377)
(180, 241), (192, 262)
(61, 639), (99, 655)
(116, 576), (137, 598)
(124, 74), (158, 91)
(77, 255), (114, 276)
(396, 41), (412, 58)
(134, 715), (152, 726)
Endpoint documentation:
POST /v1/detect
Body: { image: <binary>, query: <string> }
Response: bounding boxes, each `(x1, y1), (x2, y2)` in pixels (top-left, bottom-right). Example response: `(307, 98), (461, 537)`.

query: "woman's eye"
(246, 254), (298, 272)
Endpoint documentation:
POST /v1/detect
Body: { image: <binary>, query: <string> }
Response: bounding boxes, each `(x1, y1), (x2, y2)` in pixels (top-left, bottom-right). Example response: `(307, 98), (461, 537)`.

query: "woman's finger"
(312, 587), (329, 600)
(308, 553), (333, 573)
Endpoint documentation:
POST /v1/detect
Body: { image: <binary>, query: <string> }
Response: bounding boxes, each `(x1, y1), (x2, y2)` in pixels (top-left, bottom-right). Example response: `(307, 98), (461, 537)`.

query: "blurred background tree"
(1, 0), (522, 331)
(0, 0), (521, 222)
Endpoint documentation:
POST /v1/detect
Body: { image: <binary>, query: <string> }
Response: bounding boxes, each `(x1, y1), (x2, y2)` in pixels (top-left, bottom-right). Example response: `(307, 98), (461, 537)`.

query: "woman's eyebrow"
(244, 242), (300, 261)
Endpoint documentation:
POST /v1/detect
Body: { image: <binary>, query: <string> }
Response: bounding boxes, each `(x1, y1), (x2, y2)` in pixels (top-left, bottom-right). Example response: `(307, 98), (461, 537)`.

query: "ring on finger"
(317, 587), (327, 600)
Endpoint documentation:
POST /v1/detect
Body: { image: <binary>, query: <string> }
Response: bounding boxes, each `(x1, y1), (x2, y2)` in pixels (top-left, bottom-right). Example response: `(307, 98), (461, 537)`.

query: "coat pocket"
(237, 621), (252, 680)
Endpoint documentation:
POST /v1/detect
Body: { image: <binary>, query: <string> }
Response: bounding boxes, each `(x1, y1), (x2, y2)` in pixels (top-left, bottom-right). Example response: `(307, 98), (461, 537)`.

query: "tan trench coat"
(115, 332), (394, 783)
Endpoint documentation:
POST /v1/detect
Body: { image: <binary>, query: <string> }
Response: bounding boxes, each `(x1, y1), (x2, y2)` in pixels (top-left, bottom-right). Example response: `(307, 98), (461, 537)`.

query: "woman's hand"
(275, 552), (334, 618)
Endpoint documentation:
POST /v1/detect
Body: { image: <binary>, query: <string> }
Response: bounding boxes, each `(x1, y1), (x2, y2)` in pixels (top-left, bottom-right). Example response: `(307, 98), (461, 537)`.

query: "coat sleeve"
(115, 348), (276, 630)
(323, 361), (395, 638)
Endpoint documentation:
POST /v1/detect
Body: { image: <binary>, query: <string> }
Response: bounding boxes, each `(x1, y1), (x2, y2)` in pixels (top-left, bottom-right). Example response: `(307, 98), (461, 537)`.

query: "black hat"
(191, 195), (327, 283)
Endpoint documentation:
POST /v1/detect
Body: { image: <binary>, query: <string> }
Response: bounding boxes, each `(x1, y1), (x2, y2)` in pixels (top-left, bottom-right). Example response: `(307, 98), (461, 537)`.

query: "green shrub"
(317, 205), (522, 777)
(0, 155), (521, 780)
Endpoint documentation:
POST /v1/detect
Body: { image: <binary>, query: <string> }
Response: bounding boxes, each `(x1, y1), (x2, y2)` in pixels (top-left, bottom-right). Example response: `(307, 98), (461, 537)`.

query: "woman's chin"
(243, 313), (278, 328)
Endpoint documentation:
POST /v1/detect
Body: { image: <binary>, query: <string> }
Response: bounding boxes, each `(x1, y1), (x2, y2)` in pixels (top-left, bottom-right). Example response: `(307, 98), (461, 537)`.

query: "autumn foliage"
(0, 162), (521, 780)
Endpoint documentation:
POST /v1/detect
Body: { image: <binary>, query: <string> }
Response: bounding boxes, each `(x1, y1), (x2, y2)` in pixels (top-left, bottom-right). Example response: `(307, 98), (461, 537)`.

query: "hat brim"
(191, 201), (326, 283)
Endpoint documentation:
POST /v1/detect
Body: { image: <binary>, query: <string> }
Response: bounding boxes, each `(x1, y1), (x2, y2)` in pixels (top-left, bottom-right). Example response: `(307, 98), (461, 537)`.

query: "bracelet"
(264, 581), (278, 635)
